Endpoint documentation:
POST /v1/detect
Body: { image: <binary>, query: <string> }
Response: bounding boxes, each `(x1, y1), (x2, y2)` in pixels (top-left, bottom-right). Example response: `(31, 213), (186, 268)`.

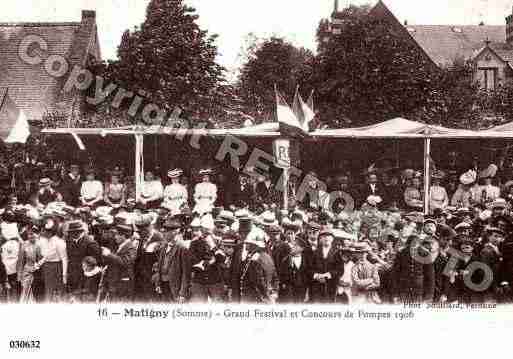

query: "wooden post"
(283, 167), (289, 211)
(423, 137), (431, 215)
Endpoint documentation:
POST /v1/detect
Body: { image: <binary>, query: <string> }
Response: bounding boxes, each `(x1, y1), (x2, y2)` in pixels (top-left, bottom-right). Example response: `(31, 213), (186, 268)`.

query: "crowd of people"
(1, 151), (513, 305)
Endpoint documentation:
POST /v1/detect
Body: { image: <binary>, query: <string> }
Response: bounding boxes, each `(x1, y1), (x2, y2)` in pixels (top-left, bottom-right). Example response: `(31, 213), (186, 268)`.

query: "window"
(479, 67), (498, 91)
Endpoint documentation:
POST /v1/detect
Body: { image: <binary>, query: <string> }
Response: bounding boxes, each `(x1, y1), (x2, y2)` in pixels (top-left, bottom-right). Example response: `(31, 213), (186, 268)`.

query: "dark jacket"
(189, 235), (225, 286)
(100, 239), (138, 301)
(134, 230), (164, 301)
(309, 246), (343, 303)
(278, 253), (311, 303)
(156, 241), (191, 301)
(392, 247), (435, 302)
(66, 234), (101, 293)
(358, 183), (387, 208)
(240, 250), (275, 303)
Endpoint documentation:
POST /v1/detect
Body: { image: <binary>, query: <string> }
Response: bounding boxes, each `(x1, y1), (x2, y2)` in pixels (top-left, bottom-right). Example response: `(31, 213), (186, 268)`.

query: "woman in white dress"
(162, 168), (188, 216)
(193, 169), (217, 216)
(429, 171), (449, 214)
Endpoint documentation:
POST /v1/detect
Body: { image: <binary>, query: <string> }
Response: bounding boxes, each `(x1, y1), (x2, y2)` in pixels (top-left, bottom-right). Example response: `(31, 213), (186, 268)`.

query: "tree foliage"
(88, 0), (226, 125)
(235, 36), (315, 123)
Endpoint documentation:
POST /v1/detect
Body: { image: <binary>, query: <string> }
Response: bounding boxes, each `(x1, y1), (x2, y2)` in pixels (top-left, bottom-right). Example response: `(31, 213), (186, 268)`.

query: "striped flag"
(0, 89), (30, 144)
(275, 86), (306, 138)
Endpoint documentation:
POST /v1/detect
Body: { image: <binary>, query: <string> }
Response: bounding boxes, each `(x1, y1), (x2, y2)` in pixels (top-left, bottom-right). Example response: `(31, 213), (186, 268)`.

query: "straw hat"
(168, 168), (183, 178)
(460, 170), (477, 185)
(479, 164), (498, 179)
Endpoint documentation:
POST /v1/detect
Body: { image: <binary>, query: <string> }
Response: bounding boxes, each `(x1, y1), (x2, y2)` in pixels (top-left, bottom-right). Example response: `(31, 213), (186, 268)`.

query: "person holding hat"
(80, 168), (104, 208)
(97, 220), (138, 302)
(240, 231), (276, 303)
(104, 169), (126, 209)
(35, 177), (63, 208)
(139, 171), (164, 210)
(193, 169), (217, 216)
(429, 171), (449, 214)
(155, 217), (190, 303)
(65, 220), (101, 296)
(133, 213), (164, 302)
(162, 168), (188, 216)
(310, 229), (344, 303)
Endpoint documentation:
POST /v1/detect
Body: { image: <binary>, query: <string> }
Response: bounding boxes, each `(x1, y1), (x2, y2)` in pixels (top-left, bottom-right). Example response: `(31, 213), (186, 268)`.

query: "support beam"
(423, 138), (431, 215)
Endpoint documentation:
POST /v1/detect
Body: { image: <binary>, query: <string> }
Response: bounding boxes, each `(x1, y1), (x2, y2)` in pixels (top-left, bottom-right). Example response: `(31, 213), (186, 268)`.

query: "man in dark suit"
(358, 173), (387, 208)
(255, 173), (280, 207)
(98, 221), (138, 302)
(155, 217), (190, 303)
(278, 238), (311, 303)
(240, 232), (276, 303)
(65, 220), (101, 295)
(231, 173), (255, 209)
(61, 164), (82, 206)
(310, 229), (344, 303)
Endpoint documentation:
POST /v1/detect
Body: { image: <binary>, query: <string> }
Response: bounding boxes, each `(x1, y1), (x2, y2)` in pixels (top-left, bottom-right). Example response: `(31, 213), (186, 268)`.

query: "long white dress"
(193, 182), (217, 215)
(163, 183), (188, 215)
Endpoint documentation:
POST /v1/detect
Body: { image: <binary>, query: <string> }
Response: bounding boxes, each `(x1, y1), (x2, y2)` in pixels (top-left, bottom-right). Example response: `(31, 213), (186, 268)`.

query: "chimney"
(81, 10), (96, 24)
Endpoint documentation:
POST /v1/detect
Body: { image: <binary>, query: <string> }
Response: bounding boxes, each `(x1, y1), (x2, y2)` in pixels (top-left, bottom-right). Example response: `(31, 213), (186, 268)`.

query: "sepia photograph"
(1, 0), (513, 357)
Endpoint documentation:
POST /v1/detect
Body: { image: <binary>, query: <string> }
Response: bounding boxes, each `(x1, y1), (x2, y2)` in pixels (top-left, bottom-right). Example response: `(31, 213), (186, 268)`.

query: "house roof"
(0, 11), (101, 122)
(406, 25), (506, 67)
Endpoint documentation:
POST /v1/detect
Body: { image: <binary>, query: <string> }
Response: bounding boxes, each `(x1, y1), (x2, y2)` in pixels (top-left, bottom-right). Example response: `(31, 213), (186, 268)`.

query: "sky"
(2, 0), (513, 75)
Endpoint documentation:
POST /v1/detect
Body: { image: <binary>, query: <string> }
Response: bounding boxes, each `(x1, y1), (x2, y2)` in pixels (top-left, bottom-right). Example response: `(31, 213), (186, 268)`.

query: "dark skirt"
(42, 262), (63, 302)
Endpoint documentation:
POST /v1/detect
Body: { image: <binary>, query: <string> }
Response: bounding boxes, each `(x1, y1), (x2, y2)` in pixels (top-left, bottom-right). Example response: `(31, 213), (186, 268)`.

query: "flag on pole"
(299, 91), (315, 132)
(0, 89), (30, 144)
(275, 85), (306, 138)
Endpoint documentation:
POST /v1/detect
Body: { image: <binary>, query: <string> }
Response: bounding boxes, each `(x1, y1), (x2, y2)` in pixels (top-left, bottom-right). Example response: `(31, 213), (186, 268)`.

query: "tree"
(89, 0), (226, 125)
(235, 36), (315, 123)
(313, 4), (439, 128)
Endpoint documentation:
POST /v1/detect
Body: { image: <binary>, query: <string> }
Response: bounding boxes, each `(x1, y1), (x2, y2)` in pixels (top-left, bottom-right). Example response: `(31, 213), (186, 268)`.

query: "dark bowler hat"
(67, 220), (85, 233)
(162, 217), (182, 230)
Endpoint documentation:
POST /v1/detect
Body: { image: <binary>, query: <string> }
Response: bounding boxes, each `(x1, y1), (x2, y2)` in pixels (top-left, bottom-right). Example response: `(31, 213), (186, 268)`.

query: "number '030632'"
(9, 340), (40, 350)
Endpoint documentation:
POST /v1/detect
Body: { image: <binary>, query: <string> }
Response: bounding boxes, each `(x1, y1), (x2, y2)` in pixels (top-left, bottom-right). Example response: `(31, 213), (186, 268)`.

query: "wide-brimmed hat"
(244, 231), (266, 248)
(332, 229), (357, 241)
(485, 226), (505, 236)
(198, 168), (213, 176)
(168, 168), (183, 178)
(162, 217), (182, 230)
(260, 211), (278, 227)
(134, 214), (153, 228)
(39, 178), (52, 186)
(67, 220), (85, 233)
(488, 198), (508, 210)
(432, 170), (446, 180)
(282, 218), (302, 232)
(352, 242), (372, 253)
(460, 170), (477, 185)
(479, 164), (498, 179)
(238, 217), (253, 233)
(367, 195), (382, 206)
(455, 222), (472, 232)
(218, 210), (235, 224)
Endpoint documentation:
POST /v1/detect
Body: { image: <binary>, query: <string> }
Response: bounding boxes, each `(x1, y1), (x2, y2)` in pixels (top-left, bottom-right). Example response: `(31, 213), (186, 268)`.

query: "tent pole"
(135, 132), (144, 202)
(283, 167), (289, 212)
(423, 137), (431, 215)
